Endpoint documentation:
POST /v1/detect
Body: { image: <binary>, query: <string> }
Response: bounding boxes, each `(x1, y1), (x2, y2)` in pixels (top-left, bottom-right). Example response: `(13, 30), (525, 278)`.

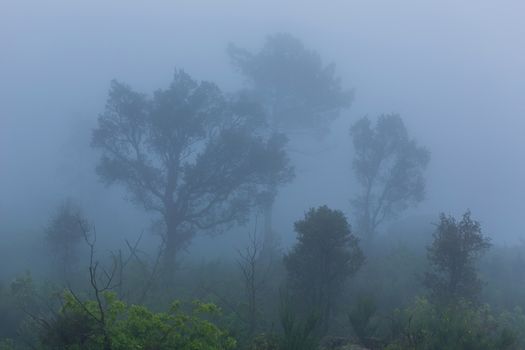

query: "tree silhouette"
(92, 70), (293, 269)
(284, 205), (364, 332)
(424, 211), (491, 304)
(350, 114), (430, 240)
(44, 199), (86, 279)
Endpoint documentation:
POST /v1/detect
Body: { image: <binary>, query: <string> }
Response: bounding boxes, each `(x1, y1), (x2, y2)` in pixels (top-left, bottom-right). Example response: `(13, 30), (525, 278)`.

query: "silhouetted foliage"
(228, 33), (352, 134)
(423, 211), (491, 304)
(278, 292), (319, 350)
(44, 199), (86, 278)
(350, 114), (430, 240)
(386, 298), (516, 350)
(92, 70), (293, 267)
(0, 273), (39, 341)
(284, 206), (364, 331)
(348, 295), (378, 347)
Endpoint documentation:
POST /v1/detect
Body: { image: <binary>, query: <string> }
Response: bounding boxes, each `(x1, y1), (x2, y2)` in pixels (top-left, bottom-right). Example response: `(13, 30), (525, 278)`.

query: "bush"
(385, 298), (517, 350)
(348, 295), (378, 347)
(40, 291), (236, 350)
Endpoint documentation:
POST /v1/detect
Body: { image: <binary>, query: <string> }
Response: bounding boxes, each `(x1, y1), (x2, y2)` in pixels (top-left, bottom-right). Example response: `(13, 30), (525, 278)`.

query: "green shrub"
(385, 297), (516, 350)
(348, 295), (378, 347)
(40, 291), (236, 350)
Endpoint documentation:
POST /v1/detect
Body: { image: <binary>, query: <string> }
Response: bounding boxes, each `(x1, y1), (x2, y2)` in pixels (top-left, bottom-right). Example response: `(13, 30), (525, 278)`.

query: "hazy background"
(2, 0), (525, 274)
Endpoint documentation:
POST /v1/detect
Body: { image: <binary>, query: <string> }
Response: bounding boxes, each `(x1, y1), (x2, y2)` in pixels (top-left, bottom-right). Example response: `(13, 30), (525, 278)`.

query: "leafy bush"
(277, 292), (319, 350)
(0, 340), (15, 350)
(40, 291), (236, 350)
(249, 333), (280, 350)
(348, 295), (378, 347)
(385, 297), (517, 350)
(247, 293), (319, 350)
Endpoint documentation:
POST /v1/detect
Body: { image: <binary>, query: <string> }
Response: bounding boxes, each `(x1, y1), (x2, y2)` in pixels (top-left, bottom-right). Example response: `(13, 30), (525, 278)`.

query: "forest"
(2, 2), (525, 350)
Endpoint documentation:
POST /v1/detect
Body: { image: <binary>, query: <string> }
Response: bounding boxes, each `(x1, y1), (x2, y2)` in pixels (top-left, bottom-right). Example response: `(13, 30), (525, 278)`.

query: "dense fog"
(2, 1), (525, 349)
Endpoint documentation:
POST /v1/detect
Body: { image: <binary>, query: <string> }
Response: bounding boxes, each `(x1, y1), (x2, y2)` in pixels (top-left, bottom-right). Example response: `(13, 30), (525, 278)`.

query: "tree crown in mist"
(91, 69), (293, 254)
(350, 113), (430, 238)
(228, 33), (353, 135)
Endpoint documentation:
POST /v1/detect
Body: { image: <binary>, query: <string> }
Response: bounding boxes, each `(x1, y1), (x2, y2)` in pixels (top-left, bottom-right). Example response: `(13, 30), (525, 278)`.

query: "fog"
(3, 1), (524, 249)
(3, 1), (525, 347)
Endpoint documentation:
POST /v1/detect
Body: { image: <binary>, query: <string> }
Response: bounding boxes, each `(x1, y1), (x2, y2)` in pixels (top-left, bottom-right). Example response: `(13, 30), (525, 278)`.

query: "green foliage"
(424, 211), (491, 304)
(0, 339), (15, 350)
(44, 199), (86, 277)
(249, 333), (280, 350)
(386, 298), (517, 350)
(284, 206), (364, 329)
(495, 306), (525, 348)
(348, 241), (427, 315)
(481, 244), (525, 311)
(247, 293), (319, 350)
(0, 272), (40, 340)
(278, 296), (319, 350)
(112, 300), (236, 350)
(348, 296), (377, 346)
(9, 272), (37, 307)
(4, 233), (525, 350)
(40, 291), (236, 350)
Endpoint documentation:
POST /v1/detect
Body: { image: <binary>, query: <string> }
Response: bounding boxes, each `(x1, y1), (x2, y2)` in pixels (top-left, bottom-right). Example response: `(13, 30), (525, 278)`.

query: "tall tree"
(423, 211), (491, 304)
(228, 33), (353, 252)
(91, 70), (293, 269)
(350, 114), (430, 241)
(284, 205), (364, 332)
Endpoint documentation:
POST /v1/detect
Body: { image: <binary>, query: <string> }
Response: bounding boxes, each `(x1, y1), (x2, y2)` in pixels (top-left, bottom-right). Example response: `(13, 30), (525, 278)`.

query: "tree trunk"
(162, 215), (179, 287)
(261, 198), (279, 260)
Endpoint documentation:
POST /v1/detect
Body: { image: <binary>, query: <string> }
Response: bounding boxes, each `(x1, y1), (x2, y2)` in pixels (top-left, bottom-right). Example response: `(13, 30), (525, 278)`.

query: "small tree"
(350, 114), (430, 241)
(423, 211), (491, 304)
(44, 199), (86, 279)
(236, 222), (268, 336)
(284, 206), (364, 331)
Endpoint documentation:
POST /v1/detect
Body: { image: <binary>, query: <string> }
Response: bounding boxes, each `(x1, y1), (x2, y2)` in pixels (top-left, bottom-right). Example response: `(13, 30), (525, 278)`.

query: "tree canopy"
(228, 32), (353, 135)
(424, 211), (491, 304)
(350, 114), (430, 240)
(92, 70), (293, 262)
(284, 205), (364, 329)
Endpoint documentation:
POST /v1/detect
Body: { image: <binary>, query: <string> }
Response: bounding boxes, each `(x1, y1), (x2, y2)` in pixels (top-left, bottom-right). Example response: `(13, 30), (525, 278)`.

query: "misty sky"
(2, 0), (525, 260)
